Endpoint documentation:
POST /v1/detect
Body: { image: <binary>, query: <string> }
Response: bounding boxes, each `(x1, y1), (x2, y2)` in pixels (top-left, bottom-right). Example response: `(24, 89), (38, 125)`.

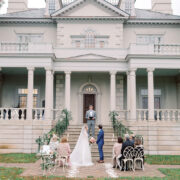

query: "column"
(147, 68), (155, 121)
(45, 68), (53, 120)
(129, 68), (137, 120)
(27, 67), (34, 120)
(65, 71), (71, 111)
(126, 71), (130, 111)
(110, 71), (117, 111)
(176, 76), (180, 109)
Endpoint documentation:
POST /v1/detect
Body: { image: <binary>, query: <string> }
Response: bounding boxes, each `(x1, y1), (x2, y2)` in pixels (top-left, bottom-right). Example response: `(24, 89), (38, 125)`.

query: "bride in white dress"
(70, 125), (93, 166)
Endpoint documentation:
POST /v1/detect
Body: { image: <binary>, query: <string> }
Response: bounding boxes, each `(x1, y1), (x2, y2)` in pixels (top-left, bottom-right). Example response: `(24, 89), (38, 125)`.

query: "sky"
(0, 0), (180, 15)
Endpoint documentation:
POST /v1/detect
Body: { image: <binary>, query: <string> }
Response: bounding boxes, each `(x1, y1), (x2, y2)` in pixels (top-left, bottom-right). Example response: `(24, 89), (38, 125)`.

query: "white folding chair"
(122, 146), (134, 172)
(134, 146), (144, 171)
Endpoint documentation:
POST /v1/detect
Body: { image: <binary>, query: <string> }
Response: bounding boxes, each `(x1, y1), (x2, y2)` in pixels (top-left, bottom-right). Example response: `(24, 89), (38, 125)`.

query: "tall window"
(136, 35), (163, 45)
(18, 88), (38, 108)
(49, 0), (56, 14)
(125, 0), (132, 14)
(85, 30), (95, 48)
(17, 34), (43, 43)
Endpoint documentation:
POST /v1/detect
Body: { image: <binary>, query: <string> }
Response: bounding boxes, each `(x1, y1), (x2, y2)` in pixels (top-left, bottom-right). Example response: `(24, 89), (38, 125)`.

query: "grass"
(0, 153), (39, 163)
(0, 167), (180, 180)
(146, 155), (180, 165)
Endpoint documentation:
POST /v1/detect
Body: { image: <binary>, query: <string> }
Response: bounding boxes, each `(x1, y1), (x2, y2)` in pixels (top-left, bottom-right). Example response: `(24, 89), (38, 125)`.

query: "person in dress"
(49, 134), (59, 153)
(57, 136), (71, 165)
(70, 125), (93, 166)
(112, 137), (123, 168)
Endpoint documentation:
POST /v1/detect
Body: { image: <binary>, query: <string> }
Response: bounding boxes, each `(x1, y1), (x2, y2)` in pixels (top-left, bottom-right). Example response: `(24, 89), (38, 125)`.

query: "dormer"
(118, 0), (136, 16)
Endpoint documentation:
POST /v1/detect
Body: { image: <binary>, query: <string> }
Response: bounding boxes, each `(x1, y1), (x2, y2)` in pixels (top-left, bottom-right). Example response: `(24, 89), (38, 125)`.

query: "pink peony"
(90, 137), (96, 144)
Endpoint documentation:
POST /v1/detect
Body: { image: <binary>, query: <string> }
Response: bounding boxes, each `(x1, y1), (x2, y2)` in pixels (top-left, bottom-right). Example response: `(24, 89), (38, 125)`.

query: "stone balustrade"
(137, 109), (148, 121)
(116, 110), (129, 121)
(0, 108), (27, 120)
(32, 108), (45, 120)
(0, 42), (53, 53)
(129, 43), (180, 55)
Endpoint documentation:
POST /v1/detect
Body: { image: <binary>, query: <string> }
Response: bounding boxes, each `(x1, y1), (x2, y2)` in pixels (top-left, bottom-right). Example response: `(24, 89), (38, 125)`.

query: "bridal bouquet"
(89, 137), (96, 144)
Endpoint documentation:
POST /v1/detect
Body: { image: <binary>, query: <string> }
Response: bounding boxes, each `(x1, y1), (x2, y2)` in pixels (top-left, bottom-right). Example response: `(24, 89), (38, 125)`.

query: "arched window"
(85, 30), (95, 48)
(83, 85), (97, 94)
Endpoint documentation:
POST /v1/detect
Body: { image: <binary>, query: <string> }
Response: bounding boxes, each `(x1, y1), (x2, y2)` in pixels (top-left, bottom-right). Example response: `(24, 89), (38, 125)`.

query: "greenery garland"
(36, 109), (72, 152)
(109, 111), (133, 138)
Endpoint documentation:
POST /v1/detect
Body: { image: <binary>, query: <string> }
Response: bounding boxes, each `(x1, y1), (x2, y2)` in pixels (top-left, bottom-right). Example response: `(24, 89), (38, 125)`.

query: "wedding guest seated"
(112, 137), (123, 168)
(130, 134), (135, 145)
(57, 136), (71, 166)
(49, 134), (59, 153)
(134, 137), (145, 166)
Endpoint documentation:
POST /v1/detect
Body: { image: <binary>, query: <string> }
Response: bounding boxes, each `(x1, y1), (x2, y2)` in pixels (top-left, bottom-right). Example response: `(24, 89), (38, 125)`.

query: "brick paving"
(1, 159), (180, 178)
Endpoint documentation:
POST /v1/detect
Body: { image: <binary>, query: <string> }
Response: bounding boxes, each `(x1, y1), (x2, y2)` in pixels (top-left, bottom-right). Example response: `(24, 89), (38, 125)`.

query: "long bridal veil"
(70, 126), (93, 166)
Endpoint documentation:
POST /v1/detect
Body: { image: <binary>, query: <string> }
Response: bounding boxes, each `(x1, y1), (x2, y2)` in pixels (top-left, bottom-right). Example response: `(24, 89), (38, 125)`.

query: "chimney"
(152, 0), (172, 14)
(7, 0), (28, 13)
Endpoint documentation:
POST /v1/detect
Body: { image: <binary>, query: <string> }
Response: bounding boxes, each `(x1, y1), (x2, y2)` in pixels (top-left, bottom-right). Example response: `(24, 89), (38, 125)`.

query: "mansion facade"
(0, 0), (180, 155)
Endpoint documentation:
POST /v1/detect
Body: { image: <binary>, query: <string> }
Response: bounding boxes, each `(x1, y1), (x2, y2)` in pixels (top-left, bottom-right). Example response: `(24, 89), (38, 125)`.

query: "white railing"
(154, 44), (180, 55)
(137, 109), (148, 121)
(0, 42), (53, 53)
(137, 109), (180, 122)
(0, 108), (27, 120)
(154, 109), (180, 122)
(32, 108), (45, 120)
(129, 43), (180, 55)
(116, 110), (129, 121)
(52, 108), (63, 121)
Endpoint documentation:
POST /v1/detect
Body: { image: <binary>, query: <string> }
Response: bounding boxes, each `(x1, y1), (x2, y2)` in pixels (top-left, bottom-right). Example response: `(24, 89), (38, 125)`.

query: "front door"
(83, 94), (96, 123)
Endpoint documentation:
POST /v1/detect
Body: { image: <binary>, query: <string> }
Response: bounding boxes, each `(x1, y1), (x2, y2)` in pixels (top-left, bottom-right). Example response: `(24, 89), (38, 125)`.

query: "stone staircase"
(63, 125), (115, 159)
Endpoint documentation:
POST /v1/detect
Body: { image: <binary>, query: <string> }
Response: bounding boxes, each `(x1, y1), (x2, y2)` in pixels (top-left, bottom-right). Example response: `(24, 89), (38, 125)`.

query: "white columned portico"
(129, 68), (137, 120)
(147, 68), (155, 121)
(45, 68), (54, 120)
(65, 71), (71, 111)
(110, 71), (117, 111)
(27, 67), (34, 120)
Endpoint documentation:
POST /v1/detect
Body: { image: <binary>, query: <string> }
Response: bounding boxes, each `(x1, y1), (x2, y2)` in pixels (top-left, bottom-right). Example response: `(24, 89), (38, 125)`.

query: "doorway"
(83, 94), (96, 123)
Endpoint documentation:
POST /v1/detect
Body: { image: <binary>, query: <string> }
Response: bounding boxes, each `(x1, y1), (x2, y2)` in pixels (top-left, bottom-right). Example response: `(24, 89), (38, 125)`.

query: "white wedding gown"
(70, 126), (93, 166)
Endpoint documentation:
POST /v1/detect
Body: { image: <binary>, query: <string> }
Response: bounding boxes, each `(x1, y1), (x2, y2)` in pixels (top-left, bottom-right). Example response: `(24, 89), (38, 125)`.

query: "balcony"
(129, 43), (180, 55)
(0, 42), (53, 54)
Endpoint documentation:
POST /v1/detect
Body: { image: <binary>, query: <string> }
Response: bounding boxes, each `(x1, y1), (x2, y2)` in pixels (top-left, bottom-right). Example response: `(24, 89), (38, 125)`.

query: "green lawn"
(146, 155), (180, 165)
(0, 167), (180, 180)
(0, 153), (39, 163)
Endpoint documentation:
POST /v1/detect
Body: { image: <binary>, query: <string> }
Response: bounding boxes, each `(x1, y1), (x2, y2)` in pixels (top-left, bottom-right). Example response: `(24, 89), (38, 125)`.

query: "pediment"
(52, 0), (129, 18)
(65, 53), (117, 60)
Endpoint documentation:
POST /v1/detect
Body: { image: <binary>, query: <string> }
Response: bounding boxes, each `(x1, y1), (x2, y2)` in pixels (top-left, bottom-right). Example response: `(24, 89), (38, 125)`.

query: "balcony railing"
(129, 44), (180, 55)
(0, 42), (53, 53)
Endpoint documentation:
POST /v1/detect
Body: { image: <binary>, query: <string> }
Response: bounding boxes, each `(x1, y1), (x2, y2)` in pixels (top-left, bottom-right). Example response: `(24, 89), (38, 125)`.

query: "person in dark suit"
(96, 124), (104, 163)
(121, 134), (134, 154)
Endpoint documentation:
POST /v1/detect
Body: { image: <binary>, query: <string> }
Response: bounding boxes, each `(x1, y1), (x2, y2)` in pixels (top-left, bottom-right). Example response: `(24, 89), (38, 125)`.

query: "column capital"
(129, 68), (137, 72)
(147, 67), (155, 72)
(27, 67), (35, 71)
(45, 67), (53, 71)
(110, 71), (117, 75)
(65, 71), (71, 75)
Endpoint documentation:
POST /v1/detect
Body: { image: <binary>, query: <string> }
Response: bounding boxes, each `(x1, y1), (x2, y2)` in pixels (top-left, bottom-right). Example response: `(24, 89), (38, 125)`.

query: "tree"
(0, 0), (4, 9)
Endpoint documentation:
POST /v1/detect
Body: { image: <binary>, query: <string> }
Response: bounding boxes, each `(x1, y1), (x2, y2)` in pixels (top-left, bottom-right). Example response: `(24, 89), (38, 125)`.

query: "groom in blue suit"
(96, 124), (104, 163)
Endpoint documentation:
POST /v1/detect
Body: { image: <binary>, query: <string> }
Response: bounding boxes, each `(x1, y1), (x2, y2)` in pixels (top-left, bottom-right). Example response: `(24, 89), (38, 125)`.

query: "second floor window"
(17, 34), (43, 43)
(136, 35), (163, 45)
(85, 30), (95, 48)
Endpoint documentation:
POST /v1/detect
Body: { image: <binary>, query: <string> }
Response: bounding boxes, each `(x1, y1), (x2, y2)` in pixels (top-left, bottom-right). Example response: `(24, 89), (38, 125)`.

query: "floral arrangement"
(36, 109), (72, 152)
(89, 137), (96, 144)
(109, 111), (133, 137)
